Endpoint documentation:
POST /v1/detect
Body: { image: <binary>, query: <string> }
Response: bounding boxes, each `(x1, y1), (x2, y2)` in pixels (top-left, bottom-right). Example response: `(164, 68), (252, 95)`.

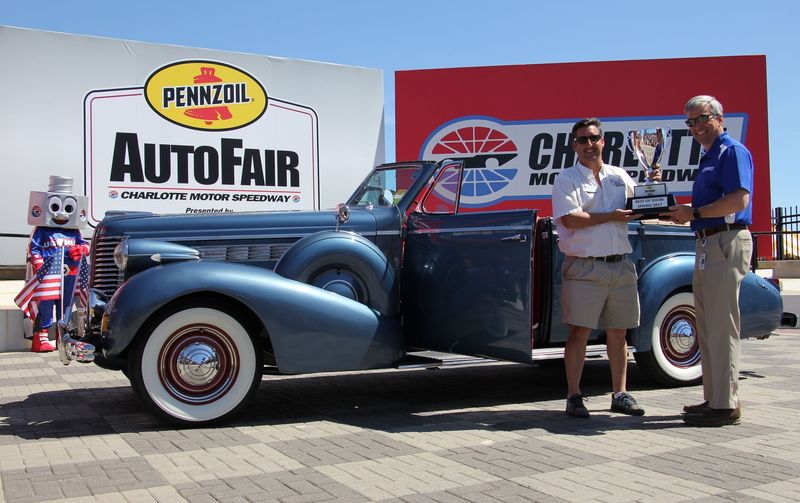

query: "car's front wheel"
(634, 291), (702, 386)
(129, 302), (262, 425)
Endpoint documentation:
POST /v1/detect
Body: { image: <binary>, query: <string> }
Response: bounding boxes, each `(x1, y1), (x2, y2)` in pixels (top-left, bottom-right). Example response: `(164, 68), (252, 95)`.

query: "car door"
(402, 161), (535, 364)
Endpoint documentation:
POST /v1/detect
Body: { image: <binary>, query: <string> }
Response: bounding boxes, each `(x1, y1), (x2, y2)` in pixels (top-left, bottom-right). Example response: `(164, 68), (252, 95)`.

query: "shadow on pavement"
(0, 358), (690, 440)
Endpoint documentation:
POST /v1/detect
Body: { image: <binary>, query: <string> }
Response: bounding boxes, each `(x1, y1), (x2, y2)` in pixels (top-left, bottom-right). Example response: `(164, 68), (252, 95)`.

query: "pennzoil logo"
(144, 60), (268, 131)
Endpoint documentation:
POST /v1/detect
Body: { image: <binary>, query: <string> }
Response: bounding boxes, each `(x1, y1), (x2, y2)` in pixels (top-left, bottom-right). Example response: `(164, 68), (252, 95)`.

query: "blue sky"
(2, 0), (797, 208)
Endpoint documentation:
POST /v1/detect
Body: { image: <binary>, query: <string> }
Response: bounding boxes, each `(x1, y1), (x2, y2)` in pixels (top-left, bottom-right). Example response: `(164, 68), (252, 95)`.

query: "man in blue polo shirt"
(663, 95), (753, 427)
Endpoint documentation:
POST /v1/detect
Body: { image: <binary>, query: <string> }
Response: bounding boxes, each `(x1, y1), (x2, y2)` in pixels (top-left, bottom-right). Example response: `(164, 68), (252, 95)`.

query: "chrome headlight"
(113, 238), (129, 271)
(113, 239), (199, 275)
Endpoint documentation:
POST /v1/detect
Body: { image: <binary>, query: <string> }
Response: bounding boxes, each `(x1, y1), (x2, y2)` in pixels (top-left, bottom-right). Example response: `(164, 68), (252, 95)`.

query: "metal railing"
(752, 206), (800, 262)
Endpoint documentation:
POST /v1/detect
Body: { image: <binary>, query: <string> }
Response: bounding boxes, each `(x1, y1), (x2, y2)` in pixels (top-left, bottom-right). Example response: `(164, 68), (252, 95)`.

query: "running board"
(261, 346), (638, 374)
(395, 353), (499, 370)
(531, 344), (636, 360)
(262, 353), (501, 374)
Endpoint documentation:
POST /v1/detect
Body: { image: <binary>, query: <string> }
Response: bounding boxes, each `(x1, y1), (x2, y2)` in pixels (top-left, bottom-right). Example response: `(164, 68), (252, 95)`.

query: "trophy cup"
(625, 127), (676, 217)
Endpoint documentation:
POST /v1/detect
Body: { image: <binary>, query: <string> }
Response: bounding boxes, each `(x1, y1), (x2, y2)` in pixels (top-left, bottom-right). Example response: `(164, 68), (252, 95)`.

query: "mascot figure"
(17, 176), (90, 352)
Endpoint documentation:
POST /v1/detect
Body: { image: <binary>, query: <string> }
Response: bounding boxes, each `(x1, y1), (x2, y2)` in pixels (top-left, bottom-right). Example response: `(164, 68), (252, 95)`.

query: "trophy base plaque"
(625, 183), (676, 217)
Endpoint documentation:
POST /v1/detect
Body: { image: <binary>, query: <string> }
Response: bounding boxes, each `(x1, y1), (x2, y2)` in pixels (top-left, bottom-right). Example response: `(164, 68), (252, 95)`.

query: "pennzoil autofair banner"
(0, 26), (384, 264)
(396, 56), (770, 231)
(85, 61), (320, 223)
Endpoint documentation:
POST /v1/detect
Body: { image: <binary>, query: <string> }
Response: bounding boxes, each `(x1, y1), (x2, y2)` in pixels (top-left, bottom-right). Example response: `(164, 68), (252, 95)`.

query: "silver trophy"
(627, 127), (670, 183)
(625, 127), (675, 216)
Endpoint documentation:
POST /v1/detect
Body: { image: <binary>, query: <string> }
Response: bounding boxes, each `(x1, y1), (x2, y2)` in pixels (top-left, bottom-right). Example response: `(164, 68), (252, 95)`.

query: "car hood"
(96, 206), (380, 241)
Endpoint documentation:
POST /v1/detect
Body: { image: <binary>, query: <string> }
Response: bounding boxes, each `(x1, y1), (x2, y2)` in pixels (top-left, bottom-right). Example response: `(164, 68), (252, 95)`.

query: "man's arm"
(664, 189), (749, 225)
(554, 169), (640, 229)
(560, 208), (637, 229)
(699, 189), (750, 217)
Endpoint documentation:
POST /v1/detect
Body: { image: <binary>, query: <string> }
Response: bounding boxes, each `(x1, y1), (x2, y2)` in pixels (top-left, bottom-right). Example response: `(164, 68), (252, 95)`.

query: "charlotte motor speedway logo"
(423, 122), (520, 207)
(420, 115), (746, 208)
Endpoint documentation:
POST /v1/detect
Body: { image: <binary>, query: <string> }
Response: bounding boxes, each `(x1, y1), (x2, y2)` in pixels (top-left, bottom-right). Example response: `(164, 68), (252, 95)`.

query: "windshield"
(349, 165), (423, 207)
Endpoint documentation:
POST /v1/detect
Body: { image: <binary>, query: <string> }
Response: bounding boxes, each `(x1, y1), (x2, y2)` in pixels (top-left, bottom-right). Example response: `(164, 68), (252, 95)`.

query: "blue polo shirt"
(691, 132), (753, 232)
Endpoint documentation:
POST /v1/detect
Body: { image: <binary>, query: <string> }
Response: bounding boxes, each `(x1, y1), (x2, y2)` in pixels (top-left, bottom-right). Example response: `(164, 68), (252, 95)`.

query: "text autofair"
(110, 134), (302, 189)
(110, 130), (303, 212)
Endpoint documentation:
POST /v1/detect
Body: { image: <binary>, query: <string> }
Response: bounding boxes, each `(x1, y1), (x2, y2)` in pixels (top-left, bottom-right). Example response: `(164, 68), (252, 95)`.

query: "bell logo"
(144, 60), (268, 131)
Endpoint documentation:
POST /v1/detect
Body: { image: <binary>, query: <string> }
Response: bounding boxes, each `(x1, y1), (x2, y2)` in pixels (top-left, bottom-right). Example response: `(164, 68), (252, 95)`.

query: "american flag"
(15, 250), (64, 319)
(73, 255), (90, 308)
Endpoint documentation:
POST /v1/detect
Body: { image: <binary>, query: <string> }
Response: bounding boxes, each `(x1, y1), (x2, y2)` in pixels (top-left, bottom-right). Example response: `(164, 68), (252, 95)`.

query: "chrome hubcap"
(158, 324), (239, 405)
(176, 342), (220, 386)
(661, 305), (700, 367)
(668, 319), (695, 354)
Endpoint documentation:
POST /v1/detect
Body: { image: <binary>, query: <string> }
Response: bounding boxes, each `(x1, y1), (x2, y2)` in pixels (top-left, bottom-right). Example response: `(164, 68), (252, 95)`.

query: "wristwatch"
(693, 207), (702, 220)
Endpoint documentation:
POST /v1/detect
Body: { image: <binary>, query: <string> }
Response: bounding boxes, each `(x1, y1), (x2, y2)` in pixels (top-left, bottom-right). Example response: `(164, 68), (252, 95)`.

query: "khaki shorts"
(561, 256), (640, 330)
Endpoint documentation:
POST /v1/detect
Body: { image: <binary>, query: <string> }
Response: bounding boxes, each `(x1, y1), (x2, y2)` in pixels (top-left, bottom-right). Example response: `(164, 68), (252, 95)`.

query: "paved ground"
(1, 329), (799, 503)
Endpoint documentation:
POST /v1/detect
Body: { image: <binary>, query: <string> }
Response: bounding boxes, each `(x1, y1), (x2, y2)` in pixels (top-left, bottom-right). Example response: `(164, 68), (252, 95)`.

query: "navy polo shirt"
(691, 132), (754, 232)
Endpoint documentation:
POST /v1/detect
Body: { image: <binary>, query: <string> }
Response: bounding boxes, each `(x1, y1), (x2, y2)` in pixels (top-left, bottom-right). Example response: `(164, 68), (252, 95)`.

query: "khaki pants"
(561, 256), (640, 330)
(693, 229), (752, 409)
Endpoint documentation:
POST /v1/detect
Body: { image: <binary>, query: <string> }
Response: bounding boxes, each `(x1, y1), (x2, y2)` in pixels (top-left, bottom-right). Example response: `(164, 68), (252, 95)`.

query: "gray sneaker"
(566, 394), (590, 418)
(611, 392), (645, 416)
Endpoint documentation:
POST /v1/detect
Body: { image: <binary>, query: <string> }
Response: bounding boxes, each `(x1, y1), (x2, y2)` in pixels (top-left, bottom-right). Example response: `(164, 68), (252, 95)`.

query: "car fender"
(739, 272), (782, 337)
(103, 261), (405, 373)
(275, 230), (398, 316)
(632, 253), (784, 348)
(631, 253), (695, 351)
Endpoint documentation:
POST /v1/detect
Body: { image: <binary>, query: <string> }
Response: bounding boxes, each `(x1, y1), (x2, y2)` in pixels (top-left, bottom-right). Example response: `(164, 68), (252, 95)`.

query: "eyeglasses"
(685, 114), (717, 127)
(573, 134), (602, 145)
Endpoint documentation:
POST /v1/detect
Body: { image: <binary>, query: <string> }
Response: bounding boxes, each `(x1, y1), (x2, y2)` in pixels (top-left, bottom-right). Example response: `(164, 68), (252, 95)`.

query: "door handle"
(501, 233), (527, 243)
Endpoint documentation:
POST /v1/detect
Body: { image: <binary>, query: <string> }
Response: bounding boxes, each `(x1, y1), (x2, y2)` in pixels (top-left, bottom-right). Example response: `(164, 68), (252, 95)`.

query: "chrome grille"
(90, 236), (295, 298)
(91, 236), (124, 298)
(195, 242), (294, 262)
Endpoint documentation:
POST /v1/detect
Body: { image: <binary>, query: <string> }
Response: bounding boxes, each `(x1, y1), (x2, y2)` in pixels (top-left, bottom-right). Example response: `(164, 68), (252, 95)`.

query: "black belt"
(585, 254), (626, 262)
(695, 223), (748, 239)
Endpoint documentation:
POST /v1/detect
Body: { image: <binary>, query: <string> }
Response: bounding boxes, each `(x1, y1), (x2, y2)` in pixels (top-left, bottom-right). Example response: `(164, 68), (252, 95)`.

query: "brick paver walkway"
(1, 329), (799, 502)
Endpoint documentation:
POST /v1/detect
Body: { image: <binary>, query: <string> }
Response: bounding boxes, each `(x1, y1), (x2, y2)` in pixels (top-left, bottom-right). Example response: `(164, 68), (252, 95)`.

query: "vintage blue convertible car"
(62, 160), (792, 425)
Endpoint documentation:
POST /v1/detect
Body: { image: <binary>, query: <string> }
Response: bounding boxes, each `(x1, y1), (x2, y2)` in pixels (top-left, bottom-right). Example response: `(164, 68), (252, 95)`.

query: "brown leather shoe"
(683, 404), (741, 427)
(683, 401), (709, 414)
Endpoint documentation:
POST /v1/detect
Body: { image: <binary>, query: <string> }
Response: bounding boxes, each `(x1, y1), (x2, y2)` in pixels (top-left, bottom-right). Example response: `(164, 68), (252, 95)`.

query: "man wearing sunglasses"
(552, 118), (648, 419)
(662, 95), (753, 427)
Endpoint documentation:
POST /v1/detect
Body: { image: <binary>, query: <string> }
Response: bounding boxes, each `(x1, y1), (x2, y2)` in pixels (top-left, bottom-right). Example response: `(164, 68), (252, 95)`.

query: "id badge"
(699, 238), (707, 271)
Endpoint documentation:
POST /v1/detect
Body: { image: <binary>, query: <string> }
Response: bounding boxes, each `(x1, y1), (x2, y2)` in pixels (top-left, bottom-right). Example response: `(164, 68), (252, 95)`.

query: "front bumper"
(56, 324), (95, 364)
(57, 288), (109, 366)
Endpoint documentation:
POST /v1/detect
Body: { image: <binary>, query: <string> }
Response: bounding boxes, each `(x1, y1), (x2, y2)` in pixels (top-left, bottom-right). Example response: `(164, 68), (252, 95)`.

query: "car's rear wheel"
(634, 292), (702, 386)
(129, 302), (262, 425)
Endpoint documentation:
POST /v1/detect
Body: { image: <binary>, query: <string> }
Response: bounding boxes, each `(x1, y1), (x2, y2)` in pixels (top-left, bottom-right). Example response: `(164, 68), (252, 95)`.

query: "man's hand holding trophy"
(625, 127), (676, 218)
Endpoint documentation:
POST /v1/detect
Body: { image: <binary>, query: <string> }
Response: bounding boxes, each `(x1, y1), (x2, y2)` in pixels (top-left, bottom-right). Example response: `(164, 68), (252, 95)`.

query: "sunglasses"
(573, 134), (603, 145)
(685, 114), (717, 127)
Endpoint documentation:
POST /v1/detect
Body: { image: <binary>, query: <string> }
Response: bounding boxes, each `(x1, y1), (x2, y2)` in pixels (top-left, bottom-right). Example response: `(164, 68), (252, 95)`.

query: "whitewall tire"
(634, 292), (702, 386)
(130, 305), (261, 425)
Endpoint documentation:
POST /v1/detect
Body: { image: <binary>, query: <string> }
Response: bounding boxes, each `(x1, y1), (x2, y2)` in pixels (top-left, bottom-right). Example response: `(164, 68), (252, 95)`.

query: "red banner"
(396, 56), (770, 231)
